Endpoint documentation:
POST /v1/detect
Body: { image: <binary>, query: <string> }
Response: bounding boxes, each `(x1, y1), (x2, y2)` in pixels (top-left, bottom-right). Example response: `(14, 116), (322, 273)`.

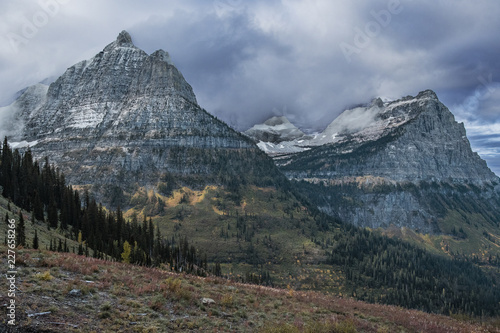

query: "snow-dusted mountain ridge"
(245, 91), (442, 156)
(4, 31), (269, 206)
(247, 89), (500, 231)
(278, 89), (498, 183)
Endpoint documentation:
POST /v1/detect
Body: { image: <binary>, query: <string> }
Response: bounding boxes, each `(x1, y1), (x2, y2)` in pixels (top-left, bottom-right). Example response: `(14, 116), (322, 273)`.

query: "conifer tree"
(33, 191), (44, 222)
(32, 230), (39, 250)
(48, 199), (58, 229)
(1, 137), (12, 197)
(16, 211), (26, 247)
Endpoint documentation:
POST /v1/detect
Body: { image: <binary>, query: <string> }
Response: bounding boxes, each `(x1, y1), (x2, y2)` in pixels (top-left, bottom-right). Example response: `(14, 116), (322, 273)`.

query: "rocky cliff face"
(280, 90), (497, 184)
(7, 31), (269, 206)
(250, 90), (500, 232)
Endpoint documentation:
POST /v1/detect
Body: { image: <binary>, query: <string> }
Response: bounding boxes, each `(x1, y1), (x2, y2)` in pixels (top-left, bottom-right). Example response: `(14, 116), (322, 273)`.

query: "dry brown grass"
(1, 246), (498, 332)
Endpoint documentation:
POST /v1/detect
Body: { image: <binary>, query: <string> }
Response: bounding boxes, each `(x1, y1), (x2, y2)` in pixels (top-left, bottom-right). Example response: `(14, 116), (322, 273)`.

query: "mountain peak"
(416, 89), (438, 100)
(117, 30), (133, 45)
(103, 30), (136, 52)
(9, 30), (258, 206)
(371, 97), (384, 108)
(244, 115), (306, 146)
(263, 116), (291, 126)
(151, 49), (174, 66)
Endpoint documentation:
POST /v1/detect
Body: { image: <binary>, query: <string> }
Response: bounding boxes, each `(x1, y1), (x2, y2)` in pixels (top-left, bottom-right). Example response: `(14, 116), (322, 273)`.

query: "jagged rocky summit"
(247, 90), (500, 232)
(243, 116), (314, 156)
(6, 31), (274, 206)
(244, 116), (307, 143)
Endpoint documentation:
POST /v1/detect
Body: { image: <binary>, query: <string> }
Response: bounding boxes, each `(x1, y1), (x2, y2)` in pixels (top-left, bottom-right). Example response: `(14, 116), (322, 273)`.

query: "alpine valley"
(1, 31), (499, 331)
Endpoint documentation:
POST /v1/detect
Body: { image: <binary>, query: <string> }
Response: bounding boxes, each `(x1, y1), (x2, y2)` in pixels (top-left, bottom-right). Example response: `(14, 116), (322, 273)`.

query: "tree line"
(327, 225), (500, 317)
(0, 138), (212, 276)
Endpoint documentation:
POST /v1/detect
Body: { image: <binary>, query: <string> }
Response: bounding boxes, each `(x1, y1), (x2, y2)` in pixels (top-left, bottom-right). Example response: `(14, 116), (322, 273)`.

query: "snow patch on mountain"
(9, 140), (39, 148)
(256, 140), (311, 155)
(66, 105), (105, 129)
(309, 103), (382, 146)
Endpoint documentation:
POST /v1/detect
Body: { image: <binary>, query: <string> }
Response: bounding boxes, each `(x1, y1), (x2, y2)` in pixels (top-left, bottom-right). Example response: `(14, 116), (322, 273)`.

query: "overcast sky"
(1, 0), (500, 175)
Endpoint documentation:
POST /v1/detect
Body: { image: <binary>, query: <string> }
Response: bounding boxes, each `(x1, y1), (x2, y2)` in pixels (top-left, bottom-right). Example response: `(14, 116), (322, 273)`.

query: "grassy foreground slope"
(1, 247), (499, 333)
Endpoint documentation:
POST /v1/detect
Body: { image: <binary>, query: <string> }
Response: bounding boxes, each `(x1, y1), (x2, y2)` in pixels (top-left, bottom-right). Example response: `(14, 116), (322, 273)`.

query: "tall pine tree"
(32, 230), (39, 249)
(33, 191), (44, 222)
(16, 211), (26, 247)
(47, 200), (58, 229)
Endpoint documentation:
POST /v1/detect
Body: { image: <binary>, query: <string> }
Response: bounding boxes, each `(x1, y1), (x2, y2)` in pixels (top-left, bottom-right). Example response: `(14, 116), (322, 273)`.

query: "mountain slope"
(3, 247), (497, 333)
(257, 91), (500, 257)
(7, 31), (279, 207)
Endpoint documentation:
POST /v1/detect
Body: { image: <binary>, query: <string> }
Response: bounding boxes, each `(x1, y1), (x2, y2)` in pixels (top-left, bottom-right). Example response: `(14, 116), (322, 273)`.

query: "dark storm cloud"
(132, 11), (292, 90)
(0, 0), (499, 174)
(130, 8), (297, 129)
